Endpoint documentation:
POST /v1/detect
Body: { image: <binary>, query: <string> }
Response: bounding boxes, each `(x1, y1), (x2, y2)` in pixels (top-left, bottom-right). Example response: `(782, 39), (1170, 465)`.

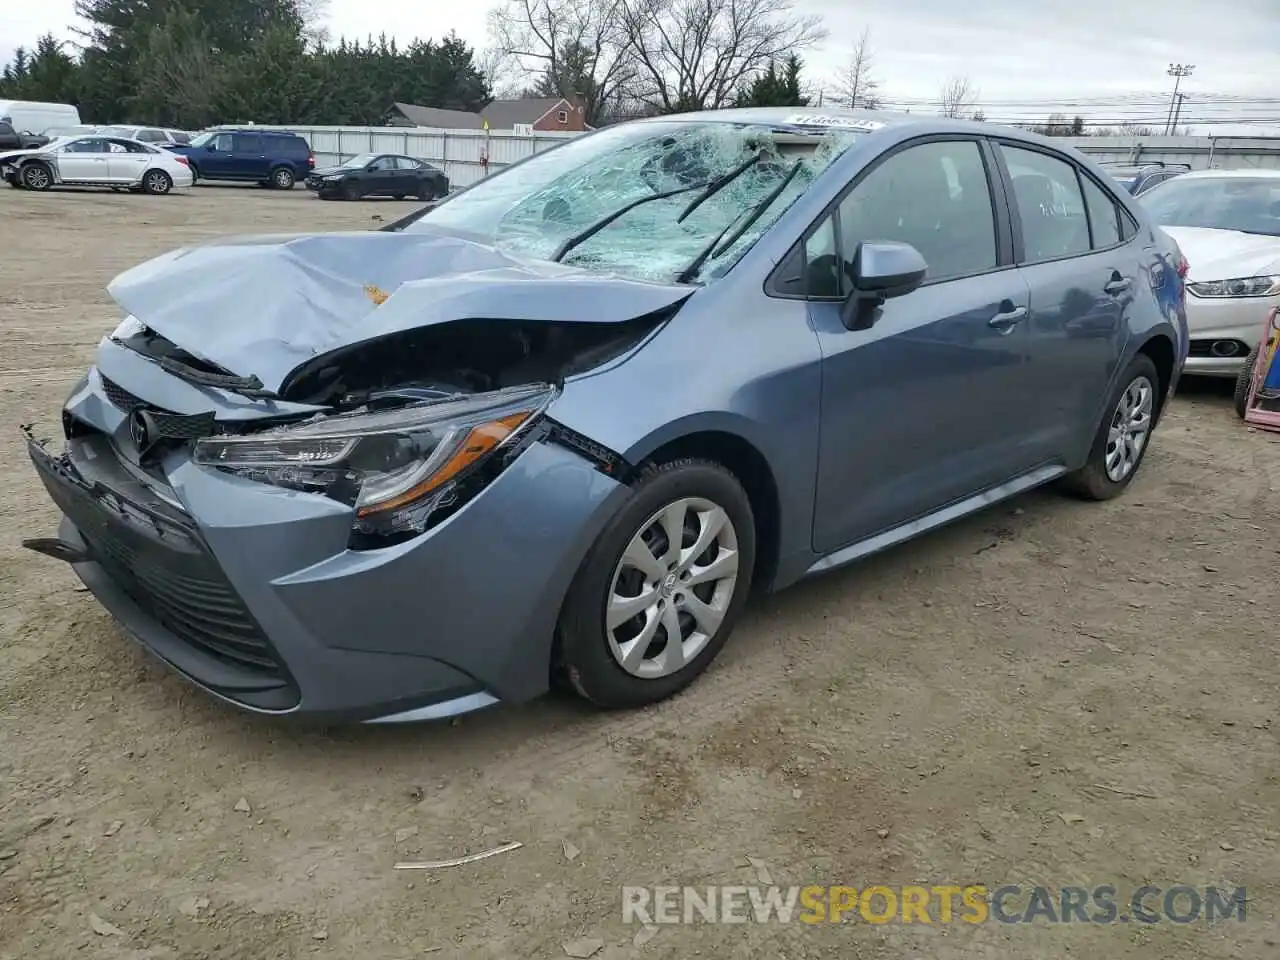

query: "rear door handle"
(1105, 277), (1132, 296)
(989, 305), (1028, 330)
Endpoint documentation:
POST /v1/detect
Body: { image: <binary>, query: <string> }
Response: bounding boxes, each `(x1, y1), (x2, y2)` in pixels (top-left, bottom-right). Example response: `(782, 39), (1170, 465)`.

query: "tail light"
(173, 155), (189, 167)
(1176, 254), (1189, 279)
(307, 153), (315, 168)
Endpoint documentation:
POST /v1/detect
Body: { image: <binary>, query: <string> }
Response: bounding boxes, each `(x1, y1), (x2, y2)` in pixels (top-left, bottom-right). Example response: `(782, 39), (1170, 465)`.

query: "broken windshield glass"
(407, 120), (863, 284)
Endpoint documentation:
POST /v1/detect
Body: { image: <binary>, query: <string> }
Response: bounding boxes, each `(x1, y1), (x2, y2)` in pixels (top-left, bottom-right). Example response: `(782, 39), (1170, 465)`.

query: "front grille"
(100, 375), (143, 412)
(34, 446), (285, 679)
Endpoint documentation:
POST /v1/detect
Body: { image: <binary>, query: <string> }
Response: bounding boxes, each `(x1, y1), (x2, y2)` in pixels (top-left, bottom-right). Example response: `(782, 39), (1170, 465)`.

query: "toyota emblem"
(129, 410), (150, 450)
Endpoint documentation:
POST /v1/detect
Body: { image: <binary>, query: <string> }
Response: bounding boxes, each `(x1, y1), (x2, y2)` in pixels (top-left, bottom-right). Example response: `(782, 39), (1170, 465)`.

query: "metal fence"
(1061, 136), (1280, 171)
(216, 125), (1280, 184)
(214, 124), (578, 186)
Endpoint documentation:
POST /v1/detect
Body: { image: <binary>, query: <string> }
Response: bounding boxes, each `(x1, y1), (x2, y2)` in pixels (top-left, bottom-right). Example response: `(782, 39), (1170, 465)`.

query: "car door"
(994, 142), (1135, 465)
(363, 155), (395, 195)
(56, 137), (112, 182)
(391, 156), (420, 194)
(199, 133), (236, 177)
(797, 137), (1037, 554)
(231, 133), (267, 179)
(106, 139), (152, 183)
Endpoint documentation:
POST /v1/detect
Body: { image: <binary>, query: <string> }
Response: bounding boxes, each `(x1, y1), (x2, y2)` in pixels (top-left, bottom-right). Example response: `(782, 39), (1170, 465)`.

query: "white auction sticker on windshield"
(783, 115), (885, 130)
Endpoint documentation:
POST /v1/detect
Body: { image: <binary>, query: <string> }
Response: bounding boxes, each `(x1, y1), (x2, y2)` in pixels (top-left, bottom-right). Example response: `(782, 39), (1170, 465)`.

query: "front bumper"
(1184, 291), (1279, 377)
(26, 381), (627, 722)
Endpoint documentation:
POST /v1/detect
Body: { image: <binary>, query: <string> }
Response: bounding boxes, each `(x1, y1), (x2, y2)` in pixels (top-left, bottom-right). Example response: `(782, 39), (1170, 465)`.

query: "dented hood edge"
(106, 228), (696, 395)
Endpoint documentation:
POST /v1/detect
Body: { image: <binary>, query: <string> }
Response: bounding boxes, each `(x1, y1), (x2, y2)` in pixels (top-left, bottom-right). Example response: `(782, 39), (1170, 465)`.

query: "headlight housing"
(323, 174), (343, 181)
(193, 383), (555, 541)
(1187, 276), (1280, 298)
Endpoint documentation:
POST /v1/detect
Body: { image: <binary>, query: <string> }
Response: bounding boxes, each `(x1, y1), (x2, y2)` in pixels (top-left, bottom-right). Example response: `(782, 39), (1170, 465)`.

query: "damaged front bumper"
(24, 373), (629, 722)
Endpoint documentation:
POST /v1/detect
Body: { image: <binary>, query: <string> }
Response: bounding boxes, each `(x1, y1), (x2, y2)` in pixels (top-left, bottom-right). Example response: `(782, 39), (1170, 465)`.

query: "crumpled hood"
(0, 146), (49, 163)
(106, 229), (694, 395)
(1161, 226), (1280, 282)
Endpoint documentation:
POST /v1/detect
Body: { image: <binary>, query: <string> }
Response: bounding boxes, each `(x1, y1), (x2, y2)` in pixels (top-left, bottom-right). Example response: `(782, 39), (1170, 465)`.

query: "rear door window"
(1080, 175), (1122, 248)
(234, 134), (263, 153)
(999, 145), (1090, 262)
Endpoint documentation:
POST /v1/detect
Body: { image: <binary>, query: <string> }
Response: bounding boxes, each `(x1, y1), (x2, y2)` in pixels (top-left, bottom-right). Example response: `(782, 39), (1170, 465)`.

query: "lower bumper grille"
(31, 441), (286, 680)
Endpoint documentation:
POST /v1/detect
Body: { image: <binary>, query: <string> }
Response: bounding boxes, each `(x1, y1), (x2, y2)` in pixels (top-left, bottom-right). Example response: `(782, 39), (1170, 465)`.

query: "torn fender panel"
(106, 229), (696, 395)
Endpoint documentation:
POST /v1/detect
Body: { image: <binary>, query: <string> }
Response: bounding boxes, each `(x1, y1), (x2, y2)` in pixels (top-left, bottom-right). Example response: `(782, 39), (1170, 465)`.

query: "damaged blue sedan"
(24, 107), (1188, 722)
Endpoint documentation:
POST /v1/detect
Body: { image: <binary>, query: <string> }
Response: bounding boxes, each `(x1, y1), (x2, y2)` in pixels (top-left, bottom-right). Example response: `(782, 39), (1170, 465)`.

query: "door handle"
(988, 305), (1028, 330)
(1104, 277), (1132, 296)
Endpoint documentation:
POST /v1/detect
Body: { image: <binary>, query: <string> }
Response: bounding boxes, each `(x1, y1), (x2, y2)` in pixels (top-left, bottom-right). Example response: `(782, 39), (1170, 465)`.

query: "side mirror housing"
(205, 143), (217, 152)
(840, 241), (928, 331)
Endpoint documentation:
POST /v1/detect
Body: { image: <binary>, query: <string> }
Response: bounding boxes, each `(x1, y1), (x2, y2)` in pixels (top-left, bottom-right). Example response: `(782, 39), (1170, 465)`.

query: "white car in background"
(0, 134), (193, 195)
(98, 124), (193, 146)
(1139, 169), (1280, 376)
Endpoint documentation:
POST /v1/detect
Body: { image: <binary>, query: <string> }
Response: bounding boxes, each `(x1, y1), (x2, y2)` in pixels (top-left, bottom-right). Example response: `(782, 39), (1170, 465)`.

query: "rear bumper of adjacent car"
(1184, 291), (1280, 376)
(26, 374), (628, 722)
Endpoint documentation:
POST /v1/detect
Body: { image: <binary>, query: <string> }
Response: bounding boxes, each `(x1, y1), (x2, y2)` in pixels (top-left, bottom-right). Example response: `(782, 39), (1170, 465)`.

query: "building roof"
(388, 102), (484, 130)
(388, 98), (574, 130)
(479, 98), (568, 128)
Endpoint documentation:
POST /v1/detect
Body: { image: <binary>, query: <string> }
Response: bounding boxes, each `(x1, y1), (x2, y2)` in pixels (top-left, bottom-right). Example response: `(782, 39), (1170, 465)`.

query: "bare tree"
(617, 0), (826, 113)
(488, 0), (635, 125)
(937, 74), (979, 118)
(833, 26), (879, 109)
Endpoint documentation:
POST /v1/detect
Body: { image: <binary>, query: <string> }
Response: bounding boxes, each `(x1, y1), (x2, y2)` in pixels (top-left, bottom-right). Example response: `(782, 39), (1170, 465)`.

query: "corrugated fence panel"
(214, 124), (579, 188)
(212, 125), (1280, 184)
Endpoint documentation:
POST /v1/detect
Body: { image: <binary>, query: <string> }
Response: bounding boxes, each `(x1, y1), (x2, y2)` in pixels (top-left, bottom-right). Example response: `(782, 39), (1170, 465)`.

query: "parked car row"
(2, 125), (453, 201)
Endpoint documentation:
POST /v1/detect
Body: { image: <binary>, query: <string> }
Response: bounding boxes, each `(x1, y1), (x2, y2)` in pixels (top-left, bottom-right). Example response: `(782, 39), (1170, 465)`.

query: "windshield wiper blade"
(551, 180), (707, 263)
(153, 355), (278, 400)
(677, 161), (803, 284)
(676, 151), (763, 224)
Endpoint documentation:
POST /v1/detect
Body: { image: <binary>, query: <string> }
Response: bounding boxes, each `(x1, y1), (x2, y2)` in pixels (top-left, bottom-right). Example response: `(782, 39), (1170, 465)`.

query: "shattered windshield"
(406, 120), (864, 284)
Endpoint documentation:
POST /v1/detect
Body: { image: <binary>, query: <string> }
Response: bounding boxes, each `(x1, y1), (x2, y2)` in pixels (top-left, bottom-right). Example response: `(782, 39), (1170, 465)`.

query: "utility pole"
(1170, 92), (1189, 135)
(1164, 64), (1194, 135)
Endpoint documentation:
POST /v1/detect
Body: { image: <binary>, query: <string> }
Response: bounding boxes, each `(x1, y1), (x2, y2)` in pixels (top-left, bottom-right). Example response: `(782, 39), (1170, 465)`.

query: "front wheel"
(1061, 353), (1160, 500)
(555, 458), (755, 708)
(21, 162), (52, 191)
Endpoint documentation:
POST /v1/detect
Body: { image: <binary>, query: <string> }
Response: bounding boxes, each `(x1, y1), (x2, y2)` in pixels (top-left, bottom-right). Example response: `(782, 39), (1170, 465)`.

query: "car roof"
(1171, 168), (1280, 181)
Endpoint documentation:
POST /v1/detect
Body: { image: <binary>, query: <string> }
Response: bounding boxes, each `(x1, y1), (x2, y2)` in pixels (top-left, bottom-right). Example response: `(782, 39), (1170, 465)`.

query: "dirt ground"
(1, 184), (1278, 960)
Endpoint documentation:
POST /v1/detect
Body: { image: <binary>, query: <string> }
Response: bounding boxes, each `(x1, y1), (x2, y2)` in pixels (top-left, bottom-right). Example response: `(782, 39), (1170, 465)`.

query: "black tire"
(21, 161), (52, 191)
(555, 458), (756, 709)
(1061, 353), (1160, 501)
(1234, 343), (1260, 420)
(270, 166), (295, 190)
(187, 164), (200, 184)
(142, 169), (172, 195)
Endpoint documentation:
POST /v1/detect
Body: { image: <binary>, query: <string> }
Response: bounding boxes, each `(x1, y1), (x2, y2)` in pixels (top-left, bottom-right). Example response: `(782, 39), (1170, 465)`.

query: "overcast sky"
(3, 0), (1278, 125)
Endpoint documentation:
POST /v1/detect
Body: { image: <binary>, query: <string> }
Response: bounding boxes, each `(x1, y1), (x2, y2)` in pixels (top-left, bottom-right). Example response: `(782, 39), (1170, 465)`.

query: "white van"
(0, 100), (81, 135)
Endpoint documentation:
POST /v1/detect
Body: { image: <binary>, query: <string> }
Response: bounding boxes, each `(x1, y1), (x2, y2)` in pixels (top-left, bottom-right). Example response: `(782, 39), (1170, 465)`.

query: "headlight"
(1187, 276), (1280, 298)
(193, 383), (555, 540)
(323, 174), (342, 181)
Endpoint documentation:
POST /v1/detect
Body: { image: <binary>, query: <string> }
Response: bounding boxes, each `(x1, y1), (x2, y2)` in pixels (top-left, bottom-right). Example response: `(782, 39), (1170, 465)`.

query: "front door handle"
(989, 305), (1028, 330)
(1104, 277), (1132, 296)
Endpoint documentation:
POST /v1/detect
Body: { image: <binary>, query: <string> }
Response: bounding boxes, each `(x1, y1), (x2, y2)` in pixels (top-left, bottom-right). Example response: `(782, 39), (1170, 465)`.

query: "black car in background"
(305, 153), (449, 200)
(0, 120), (49, 152)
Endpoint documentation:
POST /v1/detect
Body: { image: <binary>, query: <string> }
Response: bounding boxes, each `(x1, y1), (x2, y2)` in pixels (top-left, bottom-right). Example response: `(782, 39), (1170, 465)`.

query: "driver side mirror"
(840, 241), (928, 331)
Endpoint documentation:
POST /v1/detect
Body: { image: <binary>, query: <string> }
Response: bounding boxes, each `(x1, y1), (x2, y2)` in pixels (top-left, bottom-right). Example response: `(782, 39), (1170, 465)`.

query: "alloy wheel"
(23, 166), (50, 190)
(605, 497), (740, 679)
(1105, 375), (1153, 482)
(146, 171), (170, 194)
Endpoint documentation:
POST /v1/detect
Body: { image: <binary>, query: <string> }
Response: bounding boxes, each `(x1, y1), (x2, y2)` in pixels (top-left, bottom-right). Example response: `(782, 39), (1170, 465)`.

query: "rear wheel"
(1061, 353), (1159, 500)
(1234, 343), (1261, 419)
(142, 169), (172, 195)
(21, 162), (52, 191)
(270, 166), (295, 189)
(556, 458), (755, 709)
